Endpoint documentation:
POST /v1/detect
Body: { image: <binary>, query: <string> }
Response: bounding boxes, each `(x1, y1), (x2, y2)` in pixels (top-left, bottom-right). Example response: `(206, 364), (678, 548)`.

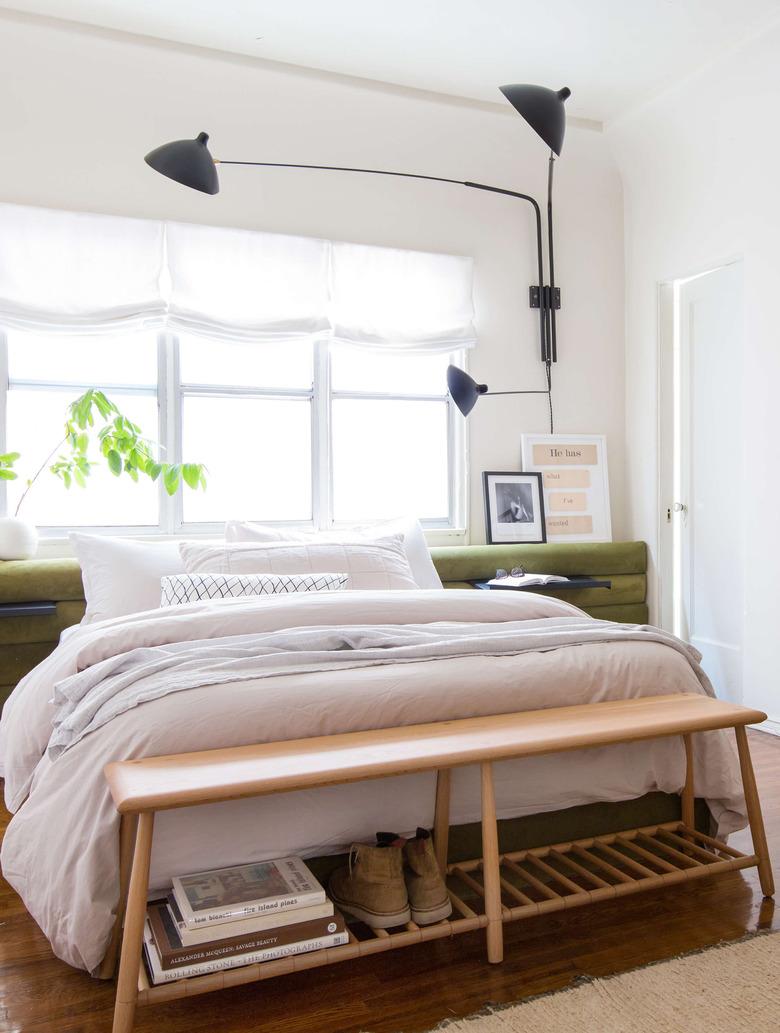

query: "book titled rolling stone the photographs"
(143, 856), (347, 984)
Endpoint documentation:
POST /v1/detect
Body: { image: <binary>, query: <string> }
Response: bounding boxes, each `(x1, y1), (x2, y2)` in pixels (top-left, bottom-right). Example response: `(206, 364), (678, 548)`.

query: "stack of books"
(143, 856), (347, 984)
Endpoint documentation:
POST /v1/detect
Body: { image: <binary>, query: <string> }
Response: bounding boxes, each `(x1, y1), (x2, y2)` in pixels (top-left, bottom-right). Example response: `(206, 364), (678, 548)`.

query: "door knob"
(672, 502), (687, 513)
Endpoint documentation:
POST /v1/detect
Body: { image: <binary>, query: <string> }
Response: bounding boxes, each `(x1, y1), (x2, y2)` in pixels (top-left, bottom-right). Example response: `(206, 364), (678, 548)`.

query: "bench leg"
(681, 733), (695, 831)
(480, 762), (503, 964)
(734, 726), (774, 898)
(433, 768), (451, 875)
(112, 811), (155, 1033)
(99, 813), (139, 980)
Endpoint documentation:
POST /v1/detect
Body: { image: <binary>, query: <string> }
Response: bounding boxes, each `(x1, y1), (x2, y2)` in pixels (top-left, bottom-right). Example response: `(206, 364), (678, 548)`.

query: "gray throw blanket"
(49, 618), (713, 757)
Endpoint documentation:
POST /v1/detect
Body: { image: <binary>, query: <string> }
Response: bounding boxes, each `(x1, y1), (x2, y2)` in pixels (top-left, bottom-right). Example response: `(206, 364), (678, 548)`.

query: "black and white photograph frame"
(482, 471), (546, 545)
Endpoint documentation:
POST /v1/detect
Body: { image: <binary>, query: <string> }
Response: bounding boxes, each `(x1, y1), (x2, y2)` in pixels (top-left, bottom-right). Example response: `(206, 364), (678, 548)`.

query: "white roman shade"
(165, 222), (331, 342)
(330, 241), (476, 353)
(0, 203), (476, 351)
(0, 203), (165, 333)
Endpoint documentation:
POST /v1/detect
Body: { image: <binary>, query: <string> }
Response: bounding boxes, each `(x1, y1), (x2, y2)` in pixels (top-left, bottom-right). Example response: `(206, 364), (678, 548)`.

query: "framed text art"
(482, 471), (546, 545)
(520, 434), (612, 542)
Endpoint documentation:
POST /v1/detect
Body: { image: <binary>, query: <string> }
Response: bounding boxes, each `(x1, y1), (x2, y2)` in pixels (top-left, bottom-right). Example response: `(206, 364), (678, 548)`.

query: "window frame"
(328, 351), (461, 530)
(0, 329), (467, 536)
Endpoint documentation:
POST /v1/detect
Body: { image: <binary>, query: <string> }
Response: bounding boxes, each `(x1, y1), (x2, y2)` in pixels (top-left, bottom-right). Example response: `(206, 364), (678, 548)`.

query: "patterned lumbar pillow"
(160, 571), (349, 606)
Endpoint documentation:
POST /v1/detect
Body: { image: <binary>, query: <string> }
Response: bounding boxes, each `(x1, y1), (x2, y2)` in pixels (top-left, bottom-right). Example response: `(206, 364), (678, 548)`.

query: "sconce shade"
(499, 85), (570, 156)
(447, 365), (487, 417)
(144, 132), (220, 194)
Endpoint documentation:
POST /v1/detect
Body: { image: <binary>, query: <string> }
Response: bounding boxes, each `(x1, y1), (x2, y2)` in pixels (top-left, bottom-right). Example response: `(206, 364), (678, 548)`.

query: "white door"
(675, 262), (744, 701)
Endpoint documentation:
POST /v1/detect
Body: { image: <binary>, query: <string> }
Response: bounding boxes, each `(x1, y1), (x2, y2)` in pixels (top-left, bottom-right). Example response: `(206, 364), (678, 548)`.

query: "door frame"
(656, 257), (743, 634)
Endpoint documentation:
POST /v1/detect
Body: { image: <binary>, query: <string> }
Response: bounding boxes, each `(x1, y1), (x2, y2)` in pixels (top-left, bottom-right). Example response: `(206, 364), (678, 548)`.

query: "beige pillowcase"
(70, 533), (188, 623)
(224, 516), (443, 590)
(179, 535), (419, 591)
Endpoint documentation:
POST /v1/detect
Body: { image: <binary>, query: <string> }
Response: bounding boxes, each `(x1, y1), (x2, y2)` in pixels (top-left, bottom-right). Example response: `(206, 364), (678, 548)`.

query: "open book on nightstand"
(486, 572), (568, 588)
(474, 575), (612, 592)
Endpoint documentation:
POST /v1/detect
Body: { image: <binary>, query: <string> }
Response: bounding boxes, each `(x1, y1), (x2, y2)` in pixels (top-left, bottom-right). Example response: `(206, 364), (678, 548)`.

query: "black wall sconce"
(145, 84), (570, 429)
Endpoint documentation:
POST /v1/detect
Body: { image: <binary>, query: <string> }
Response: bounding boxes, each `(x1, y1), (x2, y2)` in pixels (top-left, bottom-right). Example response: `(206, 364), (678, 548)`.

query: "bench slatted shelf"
(103, 693), (773, 1033)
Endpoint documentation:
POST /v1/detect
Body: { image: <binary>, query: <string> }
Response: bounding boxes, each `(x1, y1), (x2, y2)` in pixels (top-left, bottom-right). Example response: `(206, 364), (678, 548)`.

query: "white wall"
(608, 17), (780, 718)
(0, 10), (626, 542)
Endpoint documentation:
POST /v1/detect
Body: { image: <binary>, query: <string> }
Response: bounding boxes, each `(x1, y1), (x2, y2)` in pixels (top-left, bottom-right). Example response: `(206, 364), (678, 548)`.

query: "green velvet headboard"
(0, 542), (647, 710)
(430, 541), (647, 624)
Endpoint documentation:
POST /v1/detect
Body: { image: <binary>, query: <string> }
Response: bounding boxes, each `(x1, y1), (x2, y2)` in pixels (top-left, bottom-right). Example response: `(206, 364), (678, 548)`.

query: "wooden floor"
(1, 730), (777, 1033)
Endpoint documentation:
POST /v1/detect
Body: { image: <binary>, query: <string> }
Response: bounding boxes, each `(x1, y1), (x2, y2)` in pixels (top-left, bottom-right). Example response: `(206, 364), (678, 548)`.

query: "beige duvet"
(0, 590), (745, 973)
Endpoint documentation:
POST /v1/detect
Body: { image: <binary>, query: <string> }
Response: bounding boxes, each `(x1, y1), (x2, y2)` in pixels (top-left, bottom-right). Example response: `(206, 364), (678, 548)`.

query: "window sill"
(32, 530), (221, 560)
(29, 526), (469, 559)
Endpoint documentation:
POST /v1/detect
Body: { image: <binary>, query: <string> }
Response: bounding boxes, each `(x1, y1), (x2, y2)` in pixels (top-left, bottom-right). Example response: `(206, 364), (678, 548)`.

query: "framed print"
(482, 471), (546, 545)
(521, 434), (612, 542)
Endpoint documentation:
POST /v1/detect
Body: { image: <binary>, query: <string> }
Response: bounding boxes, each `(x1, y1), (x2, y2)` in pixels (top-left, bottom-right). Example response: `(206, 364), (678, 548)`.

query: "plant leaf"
(107, 450), (122, 476)
(0, 469), (17, 480)
(163, 464), (181, 496)
(93, 391), (116, 419)
(25, 387), (209, 506)
(182, 463), (202, 490)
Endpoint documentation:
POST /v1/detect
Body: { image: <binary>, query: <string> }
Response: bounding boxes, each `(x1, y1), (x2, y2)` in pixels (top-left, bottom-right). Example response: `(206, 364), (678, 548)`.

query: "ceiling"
(4, 0), (780, 122)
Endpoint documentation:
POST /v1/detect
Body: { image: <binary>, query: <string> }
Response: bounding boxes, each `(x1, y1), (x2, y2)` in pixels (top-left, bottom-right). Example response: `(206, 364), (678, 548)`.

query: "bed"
(0, 539), (649, 709)
(0, 565), (746, 975)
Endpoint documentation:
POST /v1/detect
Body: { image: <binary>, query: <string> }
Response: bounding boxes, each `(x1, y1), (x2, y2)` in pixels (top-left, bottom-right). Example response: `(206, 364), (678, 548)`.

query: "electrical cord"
(545, 360), (554, 433)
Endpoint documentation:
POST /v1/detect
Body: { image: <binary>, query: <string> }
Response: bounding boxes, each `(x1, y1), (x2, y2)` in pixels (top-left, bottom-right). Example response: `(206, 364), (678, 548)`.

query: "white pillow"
(179, 536), (418, 590)
(160, 572), (349, 606)
(70, 533), (189, 624)
(225, 516), (442, 590)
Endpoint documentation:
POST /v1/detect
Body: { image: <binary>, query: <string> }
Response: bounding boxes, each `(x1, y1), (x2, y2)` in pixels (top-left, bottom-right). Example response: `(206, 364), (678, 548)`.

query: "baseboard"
(751, 717), (780, 737)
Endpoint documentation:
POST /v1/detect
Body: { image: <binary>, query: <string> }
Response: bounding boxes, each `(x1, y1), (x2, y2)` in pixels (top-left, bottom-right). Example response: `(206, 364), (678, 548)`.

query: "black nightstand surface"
(0, 601), (58, 617)
(473, 576), (612, 593)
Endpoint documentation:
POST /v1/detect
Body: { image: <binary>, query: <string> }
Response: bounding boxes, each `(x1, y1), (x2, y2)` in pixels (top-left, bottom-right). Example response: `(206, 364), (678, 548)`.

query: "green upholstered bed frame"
(432, 540), (647, 623)
(0, 540), (701, 861)
(0, 541), (647, 709)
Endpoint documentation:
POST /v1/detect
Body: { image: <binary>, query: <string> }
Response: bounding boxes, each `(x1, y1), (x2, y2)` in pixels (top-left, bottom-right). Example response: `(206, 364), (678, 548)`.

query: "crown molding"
(0, 5), (602, 131)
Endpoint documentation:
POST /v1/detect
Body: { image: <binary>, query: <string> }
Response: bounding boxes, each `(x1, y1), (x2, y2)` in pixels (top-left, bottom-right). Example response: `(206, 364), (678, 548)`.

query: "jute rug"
(432, 932), (779, 1033)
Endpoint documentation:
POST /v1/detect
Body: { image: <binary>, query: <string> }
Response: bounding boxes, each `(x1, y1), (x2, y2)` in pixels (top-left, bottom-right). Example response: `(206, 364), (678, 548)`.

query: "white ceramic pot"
(0, 518), (38, 560)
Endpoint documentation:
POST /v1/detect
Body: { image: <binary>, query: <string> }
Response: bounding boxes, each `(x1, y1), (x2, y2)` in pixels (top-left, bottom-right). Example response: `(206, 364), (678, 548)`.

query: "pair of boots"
(329, 828), (452, 929)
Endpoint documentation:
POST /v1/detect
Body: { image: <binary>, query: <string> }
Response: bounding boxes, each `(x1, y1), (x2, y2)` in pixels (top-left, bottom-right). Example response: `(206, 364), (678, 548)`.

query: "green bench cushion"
(430, 541), (646, 579)
(0, 559), (85, 603)
(431, 541), (647, 626)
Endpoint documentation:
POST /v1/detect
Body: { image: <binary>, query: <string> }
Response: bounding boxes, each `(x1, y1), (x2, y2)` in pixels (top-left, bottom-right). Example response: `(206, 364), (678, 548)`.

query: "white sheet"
(0, 590), (746, 974)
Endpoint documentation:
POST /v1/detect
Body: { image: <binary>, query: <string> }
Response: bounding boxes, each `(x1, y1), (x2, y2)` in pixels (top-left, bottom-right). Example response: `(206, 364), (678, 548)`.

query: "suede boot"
(403, 828), (452, 925)
(329, 835), (410, 929)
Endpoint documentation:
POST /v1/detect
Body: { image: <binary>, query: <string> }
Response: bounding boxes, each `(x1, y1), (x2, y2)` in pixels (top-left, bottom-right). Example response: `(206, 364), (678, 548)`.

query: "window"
(0, 329), (464, 533)
(3, 332), (160, 528)
(330, 346), (451, 523)
(0, 204), (475, 534)
(178, 335), (314, 525)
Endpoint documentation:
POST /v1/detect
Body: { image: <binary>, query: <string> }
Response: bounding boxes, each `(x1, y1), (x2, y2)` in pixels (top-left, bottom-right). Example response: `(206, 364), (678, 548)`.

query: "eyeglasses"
(495, 566), (526, 579)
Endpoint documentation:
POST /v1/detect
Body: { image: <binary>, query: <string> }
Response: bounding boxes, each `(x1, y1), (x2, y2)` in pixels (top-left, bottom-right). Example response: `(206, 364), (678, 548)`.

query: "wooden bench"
(103, 693), (773, 1033)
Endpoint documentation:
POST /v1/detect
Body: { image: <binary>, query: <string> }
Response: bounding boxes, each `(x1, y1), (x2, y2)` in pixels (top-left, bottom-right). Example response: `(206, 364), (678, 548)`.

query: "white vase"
(0, 518), (38, 560)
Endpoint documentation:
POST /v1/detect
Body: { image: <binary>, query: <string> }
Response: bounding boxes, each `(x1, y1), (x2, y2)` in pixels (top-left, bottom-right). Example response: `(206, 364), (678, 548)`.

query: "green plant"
(7, 389), (206, 518)
(0, 452), (20, 483)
